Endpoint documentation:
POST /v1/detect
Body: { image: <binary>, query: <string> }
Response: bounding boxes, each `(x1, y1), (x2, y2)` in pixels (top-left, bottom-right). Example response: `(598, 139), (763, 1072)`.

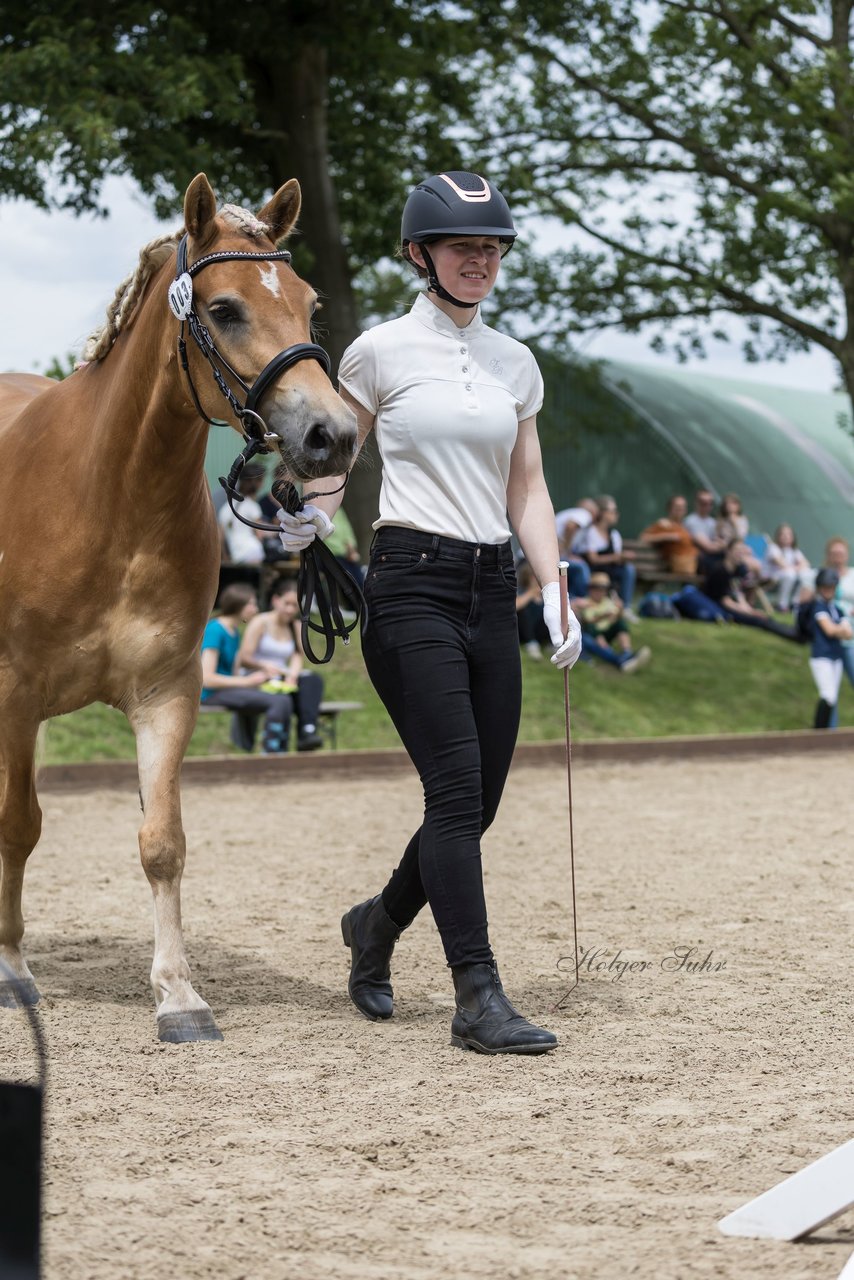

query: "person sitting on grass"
(698, 540), (799, 640)
(200, 583), (307, 755)
(576, 572), (651, 674)
(809, 567), (852, 729)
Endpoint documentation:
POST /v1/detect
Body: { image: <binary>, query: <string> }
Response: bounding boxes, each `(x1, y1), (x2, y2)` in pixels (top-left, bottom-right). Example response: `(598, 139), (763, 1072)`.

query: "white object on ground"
(718, 1139), (854, 1241)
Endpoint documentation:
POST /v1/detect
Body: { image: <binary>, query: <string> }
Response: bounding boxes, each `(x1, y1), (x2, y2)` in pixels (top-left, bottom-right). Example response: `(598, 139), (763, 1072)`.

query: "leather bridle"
(168, 232), (365, 664)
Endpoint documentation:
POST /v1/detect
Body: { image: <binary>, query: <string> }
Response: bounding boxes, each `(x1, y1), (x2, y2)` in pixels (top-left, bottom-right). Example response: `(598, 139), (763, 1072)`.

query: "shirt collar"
(410, 291), (485, 339)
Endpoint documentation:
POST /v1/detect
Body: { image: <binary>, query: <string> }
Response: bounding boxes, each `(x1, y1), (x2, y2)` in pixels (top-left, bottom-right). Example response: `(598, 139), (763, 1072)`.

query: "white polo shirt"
(338, 292), (544, 544)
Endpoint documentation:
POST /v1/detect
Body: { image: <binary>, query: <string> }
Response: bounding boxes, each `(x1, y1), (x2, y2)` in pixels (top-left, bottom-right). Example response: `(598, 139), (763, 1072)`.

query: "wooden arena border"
(36, 727), (854, 791)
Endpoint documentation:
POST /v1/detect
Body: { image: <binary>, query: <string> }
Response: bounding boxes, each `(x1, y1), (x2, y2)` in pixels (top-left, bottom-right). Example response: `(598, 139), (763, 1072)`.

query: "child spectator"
(576, 573), (651, 674)
(762, 524), (810, 611)
(809, 567), (852, 728)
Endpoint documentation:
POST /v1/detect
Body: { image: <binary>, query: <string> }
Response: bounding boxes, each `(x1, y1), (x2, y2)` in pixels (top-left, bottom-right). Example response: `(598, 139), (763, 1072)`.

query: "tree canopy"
(5, 0), (854, 538)
(484, 0), (854, 412)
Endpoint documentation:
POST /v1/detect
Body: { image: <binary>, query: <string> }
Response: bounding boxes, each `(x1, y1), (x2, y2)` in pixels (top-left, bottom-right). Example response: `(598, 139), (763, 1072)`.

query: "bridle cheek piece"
(170, 232), (364, 665)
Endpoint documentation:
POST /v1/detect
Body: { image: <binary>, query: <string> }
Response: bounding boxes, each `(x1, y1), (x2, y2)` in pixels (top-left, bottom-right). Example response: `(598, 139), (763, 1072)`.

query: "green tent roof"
(538, 358), (854, 563)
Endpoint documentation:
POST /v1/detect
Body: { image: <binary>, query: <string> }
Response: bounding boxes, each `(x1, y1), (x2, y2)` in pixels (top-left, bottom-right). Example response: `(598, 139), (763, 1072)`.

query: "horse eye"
(208, 302), (243, 327)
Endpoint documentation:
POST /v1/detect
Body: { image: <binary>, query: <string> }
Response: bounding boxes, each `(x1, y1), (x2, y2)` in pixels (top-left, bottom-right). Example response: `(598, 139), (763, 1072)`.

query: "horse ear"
(184, 174), (218, 246)
(257, 180), (302, 243)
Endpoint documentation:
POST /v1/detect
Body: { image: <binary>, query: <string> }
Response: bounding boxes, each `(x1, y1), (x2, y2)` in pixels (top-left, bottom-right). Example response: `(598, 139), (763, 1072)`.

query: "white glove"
(541, 580), (583, 670)
(276, 503), (334, 553)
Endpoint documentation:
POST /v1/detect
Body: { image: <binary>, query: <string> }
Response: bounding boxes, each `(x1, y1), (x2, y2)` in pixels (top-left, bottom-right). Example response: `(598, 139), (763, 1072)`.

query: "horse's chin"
(273, 442), (355, 483)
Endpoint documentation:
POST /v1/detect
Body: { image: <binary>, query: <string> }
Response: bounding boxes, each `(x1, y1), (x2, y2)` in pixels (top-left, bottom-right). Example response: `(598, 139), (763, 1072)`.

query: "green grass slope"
(41, 619), (850, 765)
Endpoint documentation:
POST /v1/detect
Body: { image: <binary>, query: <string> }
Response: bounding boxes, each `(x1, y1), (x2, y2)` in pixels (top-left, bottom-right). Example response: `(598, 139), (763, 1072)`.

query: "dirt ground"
(3, 751), (853, 1280)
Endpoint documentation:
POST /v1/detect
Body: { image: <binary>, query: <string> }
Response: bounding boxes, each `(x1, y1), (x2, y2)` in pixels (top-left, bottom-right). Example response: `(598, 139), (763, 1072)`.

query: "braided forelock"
(219, 204), (271, 238)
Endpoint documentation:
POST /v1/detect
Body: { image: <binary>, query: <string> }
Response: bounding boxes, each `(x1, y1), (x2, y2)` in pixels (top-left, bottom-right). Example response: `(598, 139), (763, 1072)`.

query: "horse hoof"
(157, 1009), (223, 1043)
(0, 978), (41, 1009)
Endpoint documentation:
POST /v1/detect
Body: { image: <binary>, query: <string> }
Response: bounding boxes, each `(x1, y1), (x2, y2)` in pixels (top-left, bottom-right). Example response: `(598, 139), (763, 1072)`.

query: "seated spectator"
(515, 559), (551, 659)
(716, 492), (749, 543)
(762, 524), (811, 611)
(574, 494), (637, 610)
(683, 489), (727, 572)
(237, 578), (324, 750)
(200, 583), (314, 755)
(701, 541), (799, 640)
(640, 495), (699, 576)
(576, 573), (651, 674)
(218, 463), (267, 565)
(554, 498), (598, 597)
(717, 493), (761, 577)
(808, 567), (852, 728)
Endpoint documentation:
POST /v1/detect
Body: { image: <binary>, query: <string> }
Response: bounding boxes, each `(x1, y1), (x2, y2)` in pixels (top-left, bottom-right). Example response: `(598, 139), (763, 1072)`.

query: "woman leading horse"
(0, 174), (356, 1041)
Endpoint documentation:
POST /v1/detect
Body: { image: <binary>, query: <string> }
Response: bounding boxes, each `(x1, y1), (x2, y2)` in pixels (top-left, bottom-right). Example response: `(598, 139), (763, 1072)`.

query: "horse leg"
(129, 691), (222, 1043)
(0, 722), (42, 1008)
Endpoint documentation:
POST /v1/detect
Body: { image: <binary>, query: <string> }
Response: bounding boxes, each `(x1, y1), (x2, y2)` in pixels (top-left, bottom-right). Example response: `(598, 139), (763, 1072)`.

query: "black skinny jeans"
(362, 527), (522, 969)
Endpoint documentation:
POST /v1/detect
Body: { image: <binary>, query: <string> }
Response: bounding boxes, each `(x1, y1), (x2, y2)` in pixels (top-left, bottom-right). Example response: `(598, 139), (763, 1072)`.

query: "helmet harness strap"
(418, 244), (477, 310)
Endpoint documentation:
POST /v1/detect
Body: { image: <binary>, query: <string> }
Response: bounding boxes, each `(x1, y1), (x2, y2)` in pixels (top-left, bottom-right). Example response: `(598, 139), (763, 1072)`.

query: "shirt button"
(462, 365), (469, 372)
(465, 383), (472, 391)
(459, 346), (467, 353)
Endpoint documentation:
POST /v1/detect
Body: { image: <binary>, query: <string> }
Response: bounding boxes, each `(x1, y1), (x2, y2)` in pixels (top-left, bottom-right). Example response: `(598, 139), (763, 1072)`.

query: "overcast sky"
(0, 175), (841, 393)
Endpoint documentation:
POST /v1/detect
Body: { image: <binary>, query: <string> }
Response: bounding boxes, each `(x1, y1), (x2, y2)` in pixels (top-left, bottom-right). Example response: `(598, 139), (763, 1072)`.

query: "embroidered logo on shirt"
(489, 358), (504, 377)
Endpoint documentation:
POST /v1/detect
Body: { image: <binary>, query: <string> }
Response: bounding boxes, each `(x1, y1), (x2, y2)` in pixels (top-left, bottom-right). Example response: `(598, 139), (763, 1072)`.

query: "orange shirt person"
(641, 495), (699, 576)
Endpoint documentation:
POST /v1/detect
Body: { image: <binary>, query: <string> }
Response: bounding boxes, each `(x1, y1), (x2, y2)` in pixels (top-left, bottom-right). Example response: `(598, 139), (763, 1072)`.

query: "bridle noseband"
(169, 231), (366, 664)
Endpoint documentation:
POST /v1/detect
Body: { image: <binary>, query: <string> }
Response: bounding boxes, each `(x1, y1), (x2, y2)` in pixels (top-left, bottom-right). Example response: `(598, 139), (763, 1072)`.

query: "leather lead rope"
(217, 448), (367, 666)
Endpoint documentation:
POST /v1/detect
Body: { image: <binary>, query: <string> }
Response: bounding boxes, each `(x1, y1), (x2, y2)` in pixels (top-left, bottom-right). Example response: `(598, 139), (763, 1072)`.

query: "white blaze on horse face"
(258, 262), (282, 299)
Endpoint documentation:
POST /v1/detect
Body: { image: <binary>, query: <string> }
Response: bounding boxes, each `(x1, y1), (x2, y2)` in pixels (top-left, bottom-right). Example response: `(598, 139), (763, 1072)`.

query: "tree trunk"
(258, 43), (381, 556)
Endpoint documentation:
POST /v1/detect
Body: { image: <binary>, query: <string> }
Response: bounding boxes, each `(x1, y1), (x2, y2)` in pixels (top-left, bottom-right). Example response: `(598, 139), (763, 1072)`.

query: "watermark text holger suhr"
(556, 945), (728, 983)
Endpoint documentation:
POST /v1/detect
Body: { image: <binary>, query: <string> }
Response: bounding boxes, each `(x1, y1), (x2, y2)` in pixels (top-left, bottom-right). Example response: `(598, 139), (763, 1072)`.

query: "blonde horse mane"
(84, 204), (272, 362)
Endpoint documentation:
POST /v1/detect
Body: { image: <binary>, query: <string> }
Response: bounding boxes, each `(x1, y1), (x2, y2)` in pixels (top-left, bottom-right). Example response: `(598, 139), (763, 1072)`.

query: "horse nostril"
(304, 422), (332, 456)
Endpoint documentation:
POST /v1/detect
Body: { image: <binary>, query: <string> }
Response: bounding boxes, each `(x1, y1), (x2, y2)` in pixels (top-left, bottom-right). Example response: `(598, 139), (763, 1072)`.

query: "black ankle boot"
(814, 698), (833, 729)
(451, 962), (558, 1055)
(341, 895), (403, 1020)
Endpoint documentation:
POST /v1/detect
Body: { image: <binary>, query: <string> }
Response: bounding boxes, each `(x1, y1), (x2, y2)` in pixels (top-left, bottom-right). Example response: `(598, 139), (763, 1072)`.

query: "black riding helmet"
(401, 171), (516, 309)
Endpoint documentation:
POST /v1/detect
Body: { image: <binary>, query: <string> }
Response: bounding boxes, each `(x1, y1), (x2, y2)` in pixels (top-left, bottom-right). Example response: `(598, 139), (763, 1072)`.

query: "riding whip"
(555, 561), (580, 1008)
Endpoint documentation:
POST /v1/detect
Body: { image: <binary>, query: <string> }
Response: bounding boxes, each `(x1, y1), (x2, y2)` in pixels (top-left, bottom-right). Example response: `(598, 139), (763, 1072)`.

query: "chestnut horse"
(0, 174), (356, 1041)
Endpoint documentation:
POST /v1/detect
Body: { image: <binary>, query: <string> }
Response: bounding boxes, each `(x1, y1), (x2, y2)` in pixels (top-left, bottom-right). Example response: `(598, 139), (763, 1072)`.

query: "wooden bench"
(198, 699), (363, 750)
(623, 539), (704, 592)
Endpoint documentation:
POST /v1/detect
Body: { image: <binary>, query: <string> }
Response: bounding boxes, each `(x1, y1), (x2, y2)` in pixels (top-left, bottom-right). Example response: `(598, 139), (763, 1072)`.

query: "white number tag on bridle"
(168, 273), (193, 319)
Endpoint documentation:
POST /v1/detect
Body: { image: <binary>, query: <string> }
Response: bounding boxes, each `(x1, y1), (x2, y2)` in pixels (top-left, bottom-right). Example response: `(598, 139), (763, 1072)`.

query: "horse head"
(180, 174), (357, 481)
